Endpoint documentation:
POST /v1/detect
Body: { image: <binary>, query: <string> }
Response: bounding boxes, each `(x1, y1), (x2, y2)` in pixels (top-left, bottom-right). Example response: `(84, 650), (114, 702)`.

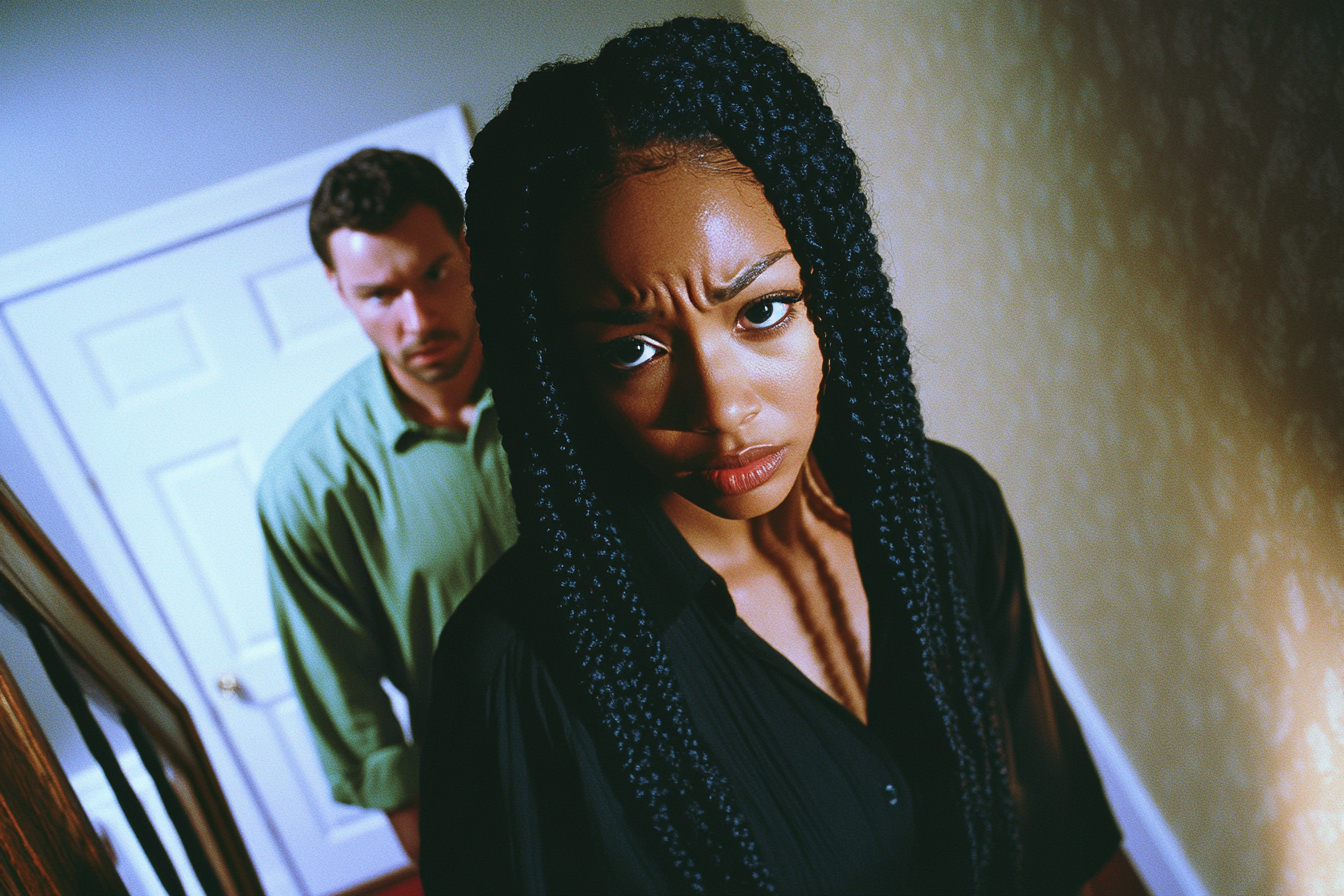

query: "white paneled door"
(0, 107), (472, 896)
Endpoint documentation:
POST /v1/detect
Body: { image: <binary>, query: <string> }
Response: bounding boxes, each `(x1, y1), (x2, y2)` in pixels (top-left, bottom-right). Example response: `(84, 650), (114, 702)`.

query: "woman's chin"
(667, 471), (799, 522)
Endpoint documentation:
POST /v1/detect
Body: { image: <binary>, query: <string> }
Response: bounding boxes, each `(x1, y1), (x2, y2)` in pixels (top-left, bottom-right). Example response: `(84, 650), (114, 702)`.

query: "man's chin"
(404, 364), (458, 385)
(401, 353), (472, 385)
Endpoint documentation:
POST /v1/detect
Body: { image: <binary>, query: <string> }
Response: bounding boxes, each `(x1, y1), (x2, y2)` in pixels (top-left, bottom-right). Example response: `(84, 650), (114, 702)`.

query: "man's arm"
(258, 479), (419, 814)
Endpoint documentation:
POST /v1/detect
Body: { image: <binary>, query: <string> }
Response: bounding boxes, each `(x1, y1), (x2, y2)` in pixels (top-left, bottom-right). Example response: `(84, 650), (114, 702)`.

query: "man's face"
(326, 203), (479, 387)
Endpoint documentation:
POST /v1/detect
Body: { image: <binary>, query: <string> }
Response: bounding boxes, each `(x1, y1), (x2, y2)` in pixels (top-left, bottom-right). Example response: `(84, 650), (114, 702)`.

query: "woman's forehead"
(606, 139), (751, 181)
(560, 162), (791, 306)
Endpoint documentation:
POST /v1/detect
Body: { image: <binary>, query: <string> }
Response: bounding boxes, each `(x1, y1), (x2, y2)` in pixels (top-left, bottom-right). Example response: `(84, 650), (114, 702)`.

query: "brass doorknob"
(217, 674), (249, 701)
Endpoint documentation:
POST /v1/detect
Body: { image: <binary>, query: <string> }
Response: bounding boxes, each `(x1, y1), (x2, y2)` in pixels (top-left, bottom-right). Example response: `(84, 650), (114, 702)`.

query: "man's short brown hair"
(309, 148), (465, 268)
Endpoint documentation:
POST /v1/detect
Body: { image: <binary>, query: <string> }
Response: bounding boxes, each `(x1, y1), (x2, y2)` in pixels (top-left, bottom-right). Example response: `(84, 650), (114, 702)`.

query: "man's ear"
(326, 266), (357, 312)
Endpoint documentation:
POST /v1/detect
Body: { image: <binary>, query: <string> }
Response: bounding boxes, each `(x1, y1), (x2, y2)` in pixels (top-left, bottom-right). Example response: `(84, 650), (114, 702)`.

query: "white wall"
(0, 0), (746, 256)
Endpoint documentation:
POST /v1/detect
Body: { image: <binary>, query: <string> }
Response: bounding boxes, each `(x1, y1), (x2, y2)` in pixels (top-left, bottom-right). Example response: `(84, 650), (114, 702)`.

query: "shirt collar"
(362, 355), (496, 453)
(617, 496), (735, 631)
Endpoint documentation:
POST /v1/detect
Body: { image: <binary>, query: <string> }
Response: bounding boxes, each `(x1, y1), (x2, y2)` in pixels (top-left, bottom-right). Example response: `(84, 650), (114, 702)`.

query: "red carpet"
(368, 874), (422, 896)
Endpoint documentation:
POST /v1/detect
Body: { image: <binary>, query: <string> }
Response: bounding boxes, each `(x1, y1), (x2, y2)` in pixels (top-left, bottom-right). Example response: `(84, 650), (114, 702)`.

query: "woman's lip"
(697, 447), (786, 496)
(701, 445), (782, 469)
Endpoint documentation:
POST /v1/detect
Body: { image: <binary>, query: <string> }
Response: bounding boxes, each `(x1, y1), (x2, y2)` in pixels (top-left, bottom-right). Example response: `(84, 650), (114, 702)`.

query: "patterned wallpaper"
(748, 2), (1343, 894)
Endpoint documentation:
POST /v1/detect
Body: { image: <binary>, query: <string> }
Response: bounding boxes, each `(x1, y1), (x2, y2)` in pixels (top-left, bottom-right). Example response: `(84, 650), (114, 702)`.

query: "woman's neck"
(660, 454), (872, 721)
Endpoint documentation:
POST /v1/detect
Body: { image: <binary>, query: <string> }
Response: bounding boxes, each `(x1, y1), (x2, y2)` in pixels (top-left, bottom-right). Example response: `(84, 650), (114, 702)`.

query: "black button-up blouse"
(419, 442), (1120, 894)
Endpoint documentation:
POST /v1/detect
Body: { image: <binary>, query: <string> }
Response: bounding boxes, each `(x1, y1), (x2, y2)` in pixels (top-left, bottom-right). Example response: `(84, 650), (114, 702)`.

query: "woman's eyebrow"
(709, 250), (792, 304)
(569, 249), (793, 323)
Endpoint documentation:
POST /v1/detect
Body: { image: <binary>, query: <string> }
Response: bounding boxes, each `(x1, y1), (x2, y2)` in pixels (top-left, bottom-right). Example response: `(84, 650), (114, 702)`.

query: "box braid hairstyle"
(466, 16), (1020, 894)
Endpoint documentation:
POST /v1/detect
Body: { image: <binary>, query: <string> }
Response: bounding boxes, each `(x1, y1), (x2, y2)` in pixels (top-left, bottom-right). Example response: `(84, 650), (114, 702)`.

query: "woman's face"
(562, 158), (825, 520)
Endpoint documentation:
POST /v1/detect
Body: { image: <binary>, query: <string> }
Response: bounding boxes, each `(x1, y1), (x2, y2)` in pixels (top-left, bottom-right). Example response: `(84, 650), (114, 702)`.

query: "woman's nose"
(683, 342), (761, 434)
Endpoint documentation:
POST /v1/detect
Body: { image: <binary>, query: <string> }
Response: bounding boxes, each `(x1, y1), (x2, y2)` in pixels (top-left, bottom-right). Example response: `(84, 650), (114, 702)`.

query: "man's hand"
(386, 804), (420, 865)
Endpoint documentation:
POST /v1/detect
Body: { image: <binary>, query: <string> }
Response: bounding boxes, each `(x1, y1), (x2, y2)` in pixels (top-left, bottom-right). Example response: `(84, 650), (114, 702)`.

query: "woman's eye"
(600, 337), (662, 370)
(741, 297), (794, 330)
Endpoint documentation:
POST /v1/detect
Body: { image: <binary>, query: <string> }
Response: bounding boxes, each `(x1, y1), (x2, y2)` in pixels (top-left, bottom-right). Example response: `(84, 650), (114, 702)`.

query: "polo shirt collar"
(363, 354), (496, 453)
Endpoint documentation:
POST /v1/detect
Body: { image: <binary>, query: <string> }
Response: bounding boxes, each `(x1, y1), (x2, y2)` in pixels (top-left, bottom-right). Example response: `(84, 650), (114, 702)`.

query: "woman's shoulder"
(926, 440), (1008, 520)
(926, 440), (1013, 565)
(923, 441), (1030, 636)
(434, 536), (566, 695)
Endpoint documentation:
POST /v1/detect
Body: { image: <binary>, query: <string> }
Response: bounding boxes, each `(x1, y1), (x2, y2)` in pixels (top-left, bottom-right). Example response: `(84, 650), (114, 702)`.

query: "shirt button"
(884, 784), (899, 806)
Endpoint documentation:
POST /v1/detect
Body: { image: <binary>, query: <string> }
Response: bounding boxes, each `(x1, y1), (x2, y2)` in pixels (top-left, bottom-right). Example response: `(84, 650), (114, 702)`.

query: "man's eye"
(600, 337), (662, 370)
(426, 266), (446, 282)
(741, 297), (794, 329)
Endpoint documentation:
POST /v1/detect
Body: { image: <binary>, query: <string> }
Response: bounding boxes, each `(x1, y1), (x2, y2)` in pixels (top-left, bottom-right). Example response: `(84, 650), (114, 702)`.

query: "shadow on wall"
(1037, 8), (1344, 892)
(748, 2), (1343, 893)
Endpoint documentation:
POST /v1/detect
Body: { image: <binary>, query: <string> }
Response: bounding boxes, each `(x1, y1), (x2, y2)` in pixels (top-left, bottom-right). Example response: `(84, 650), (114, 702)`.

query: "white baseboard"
(1035, 615), (1207, 896)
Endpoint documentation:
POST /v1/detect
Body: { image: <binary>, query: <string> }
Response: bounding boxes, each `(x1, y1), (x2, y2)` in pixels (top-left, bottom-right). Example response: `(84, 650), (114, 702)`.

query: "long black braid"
(466, 17), (1020, 893)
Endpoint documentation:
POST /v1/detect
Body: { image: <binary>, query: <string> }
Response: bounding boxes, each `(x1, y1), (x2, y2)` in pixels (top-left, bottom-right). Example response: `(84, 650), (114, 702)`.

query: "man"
(257, 148), (516, 864)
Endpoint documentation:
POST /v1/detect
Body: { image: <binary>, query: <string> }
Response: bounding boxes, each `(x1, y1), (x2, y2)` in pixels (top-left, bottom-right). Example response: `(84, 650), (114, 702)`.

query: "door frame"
(0, 105), (472, 896)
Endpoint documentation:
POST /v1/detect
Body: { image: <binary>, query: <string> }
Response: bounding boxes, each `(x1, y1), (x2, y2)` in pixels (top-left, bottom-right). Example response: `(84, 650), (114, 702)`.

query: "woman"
(421, 17), (1127, 894)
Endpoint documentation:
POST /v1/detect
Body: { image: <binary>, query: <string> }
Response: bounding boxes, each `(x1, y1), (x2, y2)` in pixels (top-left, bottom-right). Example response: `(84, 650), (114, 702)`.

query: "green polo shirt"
(258, 353), (517, 810)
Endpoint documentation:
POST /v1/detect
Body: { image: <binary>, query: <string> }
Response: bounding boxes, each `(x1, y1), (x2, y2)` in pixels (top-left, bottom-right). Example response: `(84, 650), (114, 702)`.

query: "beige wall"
(747, 3), (1344, 894)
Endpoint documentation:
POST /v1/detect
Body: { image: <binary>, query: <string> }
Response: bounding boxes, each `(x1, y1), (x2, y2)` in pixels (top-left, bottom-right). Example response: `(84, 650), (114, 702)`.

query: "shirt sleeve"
(930, 442), (1121, 893)
(258, 468), (417, 812)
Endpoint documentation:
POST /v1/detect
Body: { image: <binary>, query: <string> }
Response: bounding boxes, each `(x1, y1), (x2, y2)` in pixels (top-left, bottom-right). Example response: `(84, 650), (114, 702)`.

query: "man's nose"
(683, 341), (761, 434)
(397, 290), (431, 336)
